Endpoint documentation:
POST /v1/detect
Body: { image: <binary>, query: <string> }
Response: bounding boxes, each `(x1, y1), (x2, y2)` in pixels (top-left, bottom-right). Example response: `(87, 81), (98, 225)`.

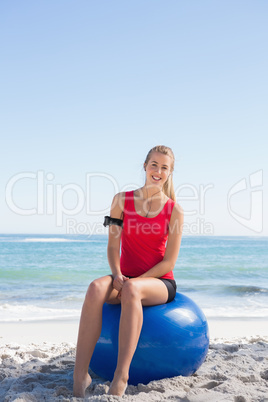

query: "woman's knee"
(121, 280), (140, 303)
(85, 277), (111, 303)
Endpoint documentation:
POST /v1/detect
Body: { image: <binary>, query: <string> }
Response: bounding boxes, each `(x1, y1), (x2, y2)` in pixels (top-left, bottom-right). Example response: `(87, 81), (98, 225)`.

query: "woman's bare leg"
(73, 275), (119, 397)
(108, 278), (168, 396)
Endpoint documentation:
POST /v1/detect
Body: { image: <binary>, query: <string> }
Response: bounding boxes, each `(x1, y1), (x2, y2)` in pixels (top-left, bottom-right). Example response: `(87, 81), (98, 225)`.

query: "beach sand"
(0, 319), (267, 402)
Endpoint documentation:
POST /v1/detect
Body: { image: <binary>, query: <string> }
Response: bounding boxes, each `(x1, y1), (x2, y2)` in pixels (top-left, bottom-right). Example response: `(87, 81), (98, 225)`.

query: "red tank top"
(120, 190), (176, 280)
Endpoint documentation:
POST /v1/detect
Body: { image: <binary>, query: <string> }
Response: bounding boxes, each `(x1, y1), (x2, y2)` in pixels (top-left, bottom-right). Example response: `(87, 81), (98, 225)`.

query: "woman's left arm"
(139, 203), (184, 278)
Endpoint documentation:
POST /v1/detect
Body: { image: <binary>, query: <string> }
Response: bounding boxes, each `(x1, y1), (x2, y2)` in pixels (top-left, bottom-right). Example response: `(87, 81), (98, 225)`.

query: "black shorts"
(159, 278), (177, 303)
(122, 276), (177, 304)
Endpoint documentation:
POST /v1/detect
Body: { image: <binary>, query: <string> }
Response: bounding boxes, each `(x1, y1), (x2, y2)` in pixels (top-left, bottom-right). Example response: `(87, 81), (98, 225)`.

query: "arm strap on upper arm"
(103, 216), (123, 228)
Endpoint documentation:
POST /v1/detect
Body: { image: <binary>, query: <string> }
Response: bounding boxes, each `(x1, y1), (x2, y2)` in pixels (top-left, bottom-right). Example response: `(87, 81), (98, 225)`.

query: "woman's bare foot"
(108, 374), (128, 397)
(73, 372), (92, 398)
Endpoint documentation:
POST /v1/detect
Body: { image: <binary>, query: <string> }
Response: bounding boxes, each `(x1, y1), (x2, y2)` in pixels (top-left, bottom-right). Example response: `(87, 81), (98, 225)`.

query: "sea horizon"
(1, 233), (267, 237)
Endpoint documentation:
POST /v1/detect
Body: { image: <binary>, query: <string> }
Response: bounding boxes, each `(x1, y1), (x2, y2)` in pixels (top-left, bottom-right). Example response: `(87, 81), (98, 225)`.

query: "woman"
(73, 145), (184, 397)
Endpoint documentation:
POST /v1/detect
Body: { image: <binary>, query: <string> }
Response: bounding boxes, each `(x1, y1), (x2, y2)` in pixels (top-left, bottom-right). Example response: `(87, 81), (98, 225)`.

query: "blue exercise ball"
(90, 292), (209, 385)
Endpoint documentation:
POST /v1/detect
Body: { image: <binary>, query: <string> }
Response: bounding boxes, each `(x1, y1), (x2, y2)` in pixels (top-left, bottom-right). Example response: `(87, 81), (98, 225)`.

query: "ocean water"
(0, 234), (267, 323)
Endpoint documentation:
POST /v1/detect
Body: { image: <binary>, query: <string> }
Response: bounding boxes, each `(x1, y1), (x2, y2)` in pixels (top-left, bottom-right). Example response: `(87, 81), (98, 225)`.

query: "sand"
(0, 320), (268, 402)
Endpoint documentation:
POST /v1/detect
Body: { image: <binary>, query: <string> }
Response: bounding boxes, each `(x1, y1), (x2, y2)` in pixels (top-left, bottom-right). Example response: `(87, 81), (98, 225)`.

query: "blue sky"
(0, 0), (267, 235)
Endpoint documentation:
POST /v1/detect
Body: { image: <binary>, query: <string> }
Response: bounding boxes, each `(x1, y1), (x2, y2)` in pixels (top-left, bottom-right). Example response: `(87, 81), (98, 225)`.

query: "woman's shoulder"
(111, 191), (132, 212)
(170, 201), (184, 219)
(111, 191), (125, 206)
(110, 192), (126, 219)
(112, 190), (132, 203)
(167, 202), (184, 236)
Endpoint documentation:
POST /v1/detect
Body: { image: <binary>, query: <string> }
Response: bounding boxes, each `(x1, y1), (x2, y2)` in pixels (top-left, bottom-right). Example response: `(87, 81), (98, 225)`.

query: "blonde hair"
(144, 145), (176, 202)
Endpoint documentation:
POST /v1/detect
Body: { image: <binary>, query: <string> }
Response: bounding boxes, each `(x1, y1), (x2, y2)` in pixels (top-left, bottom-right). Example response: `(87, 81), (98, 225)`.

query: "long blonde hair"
(144, 145), (176, 202)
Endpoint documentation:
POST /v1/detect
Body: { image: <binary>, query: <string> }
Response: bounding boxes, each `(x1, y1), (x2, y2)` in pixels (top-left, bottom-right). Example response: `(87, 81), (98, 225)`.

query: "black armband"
(103, 216), (123, 228)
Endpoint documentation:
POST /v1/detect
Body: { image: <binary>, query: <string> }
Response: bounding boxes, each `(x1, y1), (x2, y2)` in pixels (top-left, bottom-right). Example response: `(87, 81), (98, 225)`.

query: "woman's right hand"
(113, 274), (129, 297)
(113, 274), (128, 291)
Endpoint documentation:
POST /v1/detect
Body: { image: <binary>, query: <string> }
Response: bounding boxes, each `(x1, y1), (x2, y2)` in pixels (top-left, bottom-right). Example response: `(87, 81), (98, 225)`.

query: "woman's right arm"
(107, 192), (127, 292)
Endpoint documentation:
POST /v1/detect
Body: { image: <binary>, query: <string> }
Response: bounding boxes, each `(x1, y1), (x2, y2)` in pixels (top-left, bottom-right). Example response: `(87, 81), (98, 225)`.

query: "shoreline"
(0, 317), (267, 345)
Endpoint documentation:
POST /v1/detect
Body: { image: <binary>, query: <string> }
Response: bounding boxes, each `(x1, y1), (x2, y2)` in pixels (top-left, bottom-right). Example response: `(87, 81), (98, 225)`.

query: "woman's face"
(144, 152), (172, 188)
